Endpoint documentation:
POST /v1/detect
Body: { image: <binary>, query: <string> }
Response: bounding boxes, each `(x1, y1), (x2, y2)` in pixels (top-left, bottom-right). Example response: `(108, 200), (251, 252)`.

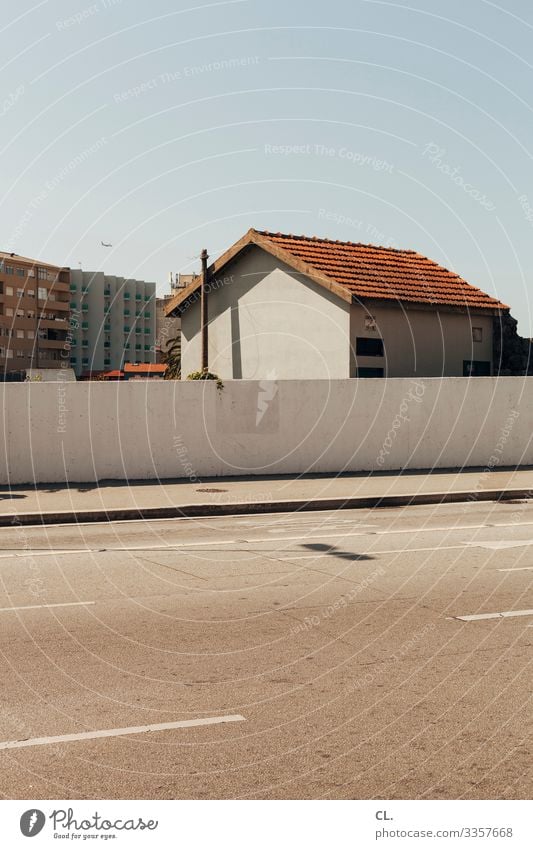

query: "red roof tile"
(256, 231), (508, 310)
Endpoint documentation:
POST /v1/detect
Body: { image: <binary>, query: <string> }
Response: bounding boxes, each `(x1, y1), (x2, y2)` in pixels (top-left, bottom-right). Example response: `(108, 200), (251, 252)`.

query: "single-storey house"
(165, 229), (508, 379)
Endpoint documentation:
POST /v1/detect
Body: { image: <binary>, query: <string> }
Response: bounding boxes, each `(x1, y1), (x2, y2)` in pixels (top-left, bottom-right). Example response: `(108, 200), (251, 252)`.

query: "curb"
(1, 488), (531, 527)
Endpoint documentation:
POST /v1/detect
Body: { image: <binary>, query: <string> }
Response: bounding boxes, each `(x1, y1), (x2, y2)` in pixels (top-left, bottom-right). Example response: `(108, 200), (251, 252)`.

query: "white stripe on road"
(466, 540), (533, 550)
(0, 714), (246, 751)
(449, 609), (533, 622)
(0, 601), (95, 612)
(2, 519), (533, 558)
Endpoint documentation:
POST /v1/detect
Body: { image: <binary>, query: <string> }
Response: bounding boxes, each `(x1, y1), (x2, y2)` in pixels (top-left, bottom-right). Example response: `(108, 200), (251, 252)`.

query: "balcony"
(82, 322), (89, 330)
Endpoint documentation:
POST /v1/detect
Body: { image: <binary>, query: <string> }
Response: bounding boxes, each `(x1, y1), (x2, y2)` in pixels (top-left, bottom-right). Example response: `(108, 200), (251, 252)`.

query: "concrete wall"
(0, 378), (530, 484)
(180, 245), (495, 379)
(181, 246), (352, 379)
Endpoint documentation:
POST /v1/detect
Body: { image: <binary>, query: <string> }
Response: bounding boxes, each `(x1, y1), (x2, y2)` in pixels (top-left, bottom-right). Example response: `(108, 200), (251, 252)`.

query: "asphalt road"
(0, 500), (531, 799)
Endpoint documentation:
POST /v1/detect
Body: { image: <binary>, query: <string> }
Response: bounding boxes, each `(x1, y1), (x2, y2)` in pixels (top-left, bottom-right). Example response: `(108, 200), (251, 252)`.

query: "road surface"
(0, 499), (531, 799)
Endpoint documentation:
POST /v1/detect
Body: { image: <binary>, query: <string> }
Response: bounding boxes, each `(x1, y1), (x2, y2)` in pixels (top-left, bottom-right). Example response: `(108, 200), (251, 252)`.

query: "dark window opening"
(357, 367), (384, 378)
(356, 337), (384, 357)
(463, 360), (491, 376)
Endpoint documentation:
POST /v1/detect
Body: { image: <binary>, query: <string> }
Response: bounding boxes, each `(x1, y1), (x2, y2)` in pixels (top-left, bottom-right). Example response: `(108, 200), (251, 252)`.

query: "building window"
(472, 327), (483, 343)
(357, 367), (384, 378)
(15, 267), (24, 277)
(16, 288), (24, 297)
(16, 329), (24, 338)
(5, 307), (13, 317)
(364, 314), (377, 330)
(38, 287), (47, 300)
(27, 330), (34, 339)
(463, 360), (491, 376)
(6, 286), (13, 296)
(5, 266), (14, 275)
(15, 350), (25, 358)
(37, 267), (47, 280)
(356, 337), (384, 357)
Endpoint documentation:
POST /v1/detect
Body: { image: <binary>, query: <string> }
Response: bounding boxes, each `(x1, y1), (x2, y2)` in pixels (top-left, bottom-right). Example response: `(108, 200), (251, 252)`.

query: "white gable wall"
(181, 245), (351, 379)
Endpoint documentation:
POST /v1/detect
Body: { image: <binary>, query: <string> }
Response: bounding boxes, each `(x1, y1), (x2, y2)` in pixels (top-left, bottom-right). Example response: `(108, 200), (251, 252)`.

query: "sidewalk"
(1, 467), (532, 526)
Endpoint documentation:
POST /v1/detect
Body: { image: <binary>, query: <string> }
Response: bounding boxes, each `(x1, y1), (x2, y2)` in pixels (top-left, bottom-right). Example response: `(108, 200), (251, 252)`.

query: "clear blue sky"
(2, 0), (532, 334)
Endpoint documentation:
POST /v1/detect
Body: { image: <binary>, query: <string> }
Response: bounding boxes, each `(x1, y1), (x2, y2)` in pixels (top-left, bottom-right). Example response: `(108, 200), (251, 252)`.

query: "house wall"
(350, 303), (494, 377)
(0, 377), (529, 484)
(181, 246), (352, 379)
(181, 245), (495, 379)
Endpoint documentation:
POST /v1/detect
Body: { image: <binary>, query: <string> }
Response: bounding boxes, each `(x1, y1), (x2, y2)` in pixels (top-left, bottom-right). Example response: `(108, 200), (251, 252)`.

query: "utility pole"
(200, 248), (209, 372)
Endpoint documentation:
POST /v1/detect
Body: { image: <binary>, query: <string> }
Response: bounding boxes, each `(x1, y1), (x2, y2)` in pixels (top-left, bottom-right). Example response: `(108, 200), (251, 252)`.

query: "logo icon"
(20, 810), (46, 837)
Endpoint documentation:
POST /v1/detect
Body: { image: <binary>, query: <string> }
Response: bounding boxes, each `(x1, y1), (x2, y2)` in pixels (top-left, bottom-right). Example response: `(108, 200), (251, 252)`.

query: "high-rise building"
(69, 271), (156, 377)
(0, 251), (70, 375)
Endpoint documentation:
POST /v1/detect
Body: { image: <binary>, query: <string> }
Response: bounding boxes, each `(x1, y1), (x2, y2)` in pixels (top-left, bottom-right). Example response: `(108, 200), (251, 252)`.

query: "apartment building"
(0, 251), (70, 375)
(69, 271), (156, 376)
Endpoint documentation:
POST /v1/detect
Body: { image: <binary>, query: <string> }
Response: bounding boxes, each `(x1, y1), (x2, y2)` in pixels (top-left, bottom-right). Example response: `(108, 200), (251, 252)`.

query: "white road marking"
(0, 601), (95, 612)
(2, 519), (533, 559)
(466, 540), (533, 550)
(0, 714), (246, 751)
(449, 609), (533, 622)
(498, 567), (533, 572)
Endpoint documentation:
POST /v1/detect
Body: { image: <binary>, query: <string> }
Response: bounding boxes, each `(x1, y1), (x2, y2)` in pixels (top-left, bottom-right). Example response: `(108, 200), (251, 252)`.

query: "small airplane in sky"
(101, 241), (112, 247)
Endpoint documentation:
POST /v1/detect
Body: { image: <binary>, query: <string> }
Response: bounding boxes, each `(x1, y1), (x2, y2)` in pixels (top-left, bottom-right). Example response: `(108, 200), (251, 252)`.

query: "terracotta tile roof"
(255, 230), (508, 310)
(124, 363), (167, 374)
